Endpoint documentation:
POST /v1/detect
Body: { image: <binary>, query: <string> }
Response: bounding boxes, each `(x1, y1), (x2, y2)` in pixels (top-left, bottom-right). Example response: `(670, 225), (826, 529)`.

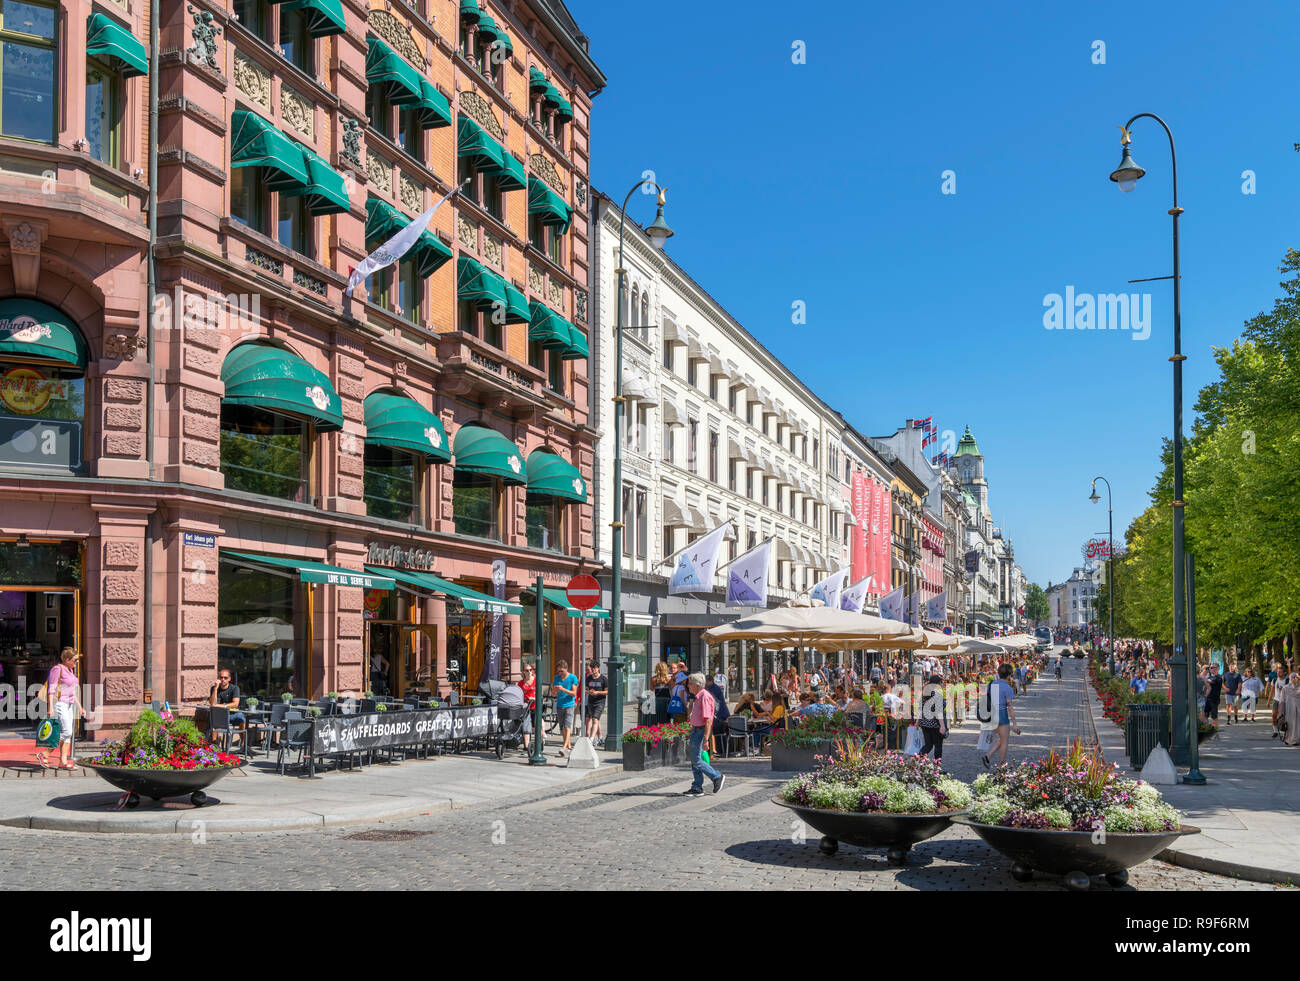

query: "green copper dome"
(954, 425), (981, 457)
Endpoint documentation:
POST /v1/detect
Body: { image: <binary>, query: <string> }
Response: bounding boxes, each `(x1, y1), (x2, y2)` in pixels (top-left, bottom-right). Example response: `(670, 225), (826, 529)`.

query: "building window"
(639, 295), (650, 341)
(0, 357), (86, 475)
(663, 423), (674, 465)
(547, 353), (565, 395)
(812, 438), (819, 468)
(233, 0), (270, 41)
(452, 470), (500, 540)
(461, 156), (502, 220)
(230, 165), (269, 234)
(220, 404), (308, 501)
(363, 444), (418, 523)
(662, 341), (673, 372)
(0, 0), (55, 142)
(529, 214), (562, 263)
(369, 259), (421, 324)
(746, 468), (753, 500)
(728, 386), (737, 415)
(397, 106), (424, 163)
(662, 524), (674, 560)
(366, 81), (394, 140)
(85, 61), (122, 166)
(526, 497), (562, 551)
(708, 375), (718, 402)
(280, 7), (313, 75)
(687, 419), (698, 474)
(621, 485), (633, 558)
(729, 459), (737, 493)
(708, 430), (718, 483)
(687, 360), (697, 389)
(278, 193), (314, 259)
(218, 563), (302, 698)
(635, 489), (647, 559)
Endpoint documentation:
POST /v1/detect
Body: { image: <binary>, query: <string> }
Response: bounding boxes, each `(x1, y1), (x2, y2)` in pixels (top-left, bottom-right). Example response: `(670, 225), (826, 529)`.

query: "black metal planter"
(82, 762), (239, 808)
(951, 816), (1200, 889)
(773, 797), (966, 865)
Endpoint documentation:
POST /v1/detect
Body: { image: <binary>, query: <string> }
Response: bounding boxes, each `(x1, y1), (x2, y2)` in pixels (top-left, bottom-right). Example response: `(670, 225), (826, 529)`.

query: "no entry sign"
(566, 574), (602, 611)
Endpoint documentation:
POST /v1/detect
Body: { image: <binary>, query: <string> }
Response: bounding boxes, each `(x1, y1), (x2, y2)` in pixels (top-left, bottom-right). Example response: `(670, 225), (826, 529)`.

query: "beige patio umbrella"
(998, 633), (1039, 652)
(703, 606), (925, 653)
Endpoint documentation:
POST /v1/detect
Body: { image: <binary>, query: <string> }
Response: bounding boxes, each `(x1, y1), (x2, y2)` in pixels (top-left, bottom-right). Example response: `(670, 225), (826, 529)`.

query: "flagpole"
(656, 521), (734, 573)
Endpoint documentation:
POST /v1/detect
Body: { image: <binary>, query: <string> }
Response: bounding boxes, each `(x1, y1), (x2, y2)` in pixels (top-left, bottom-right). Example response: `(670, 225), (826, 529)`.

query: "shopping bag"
(35, 716), (61, 749)
(902, 725), (923, 756)
(975, 728), (997, 755)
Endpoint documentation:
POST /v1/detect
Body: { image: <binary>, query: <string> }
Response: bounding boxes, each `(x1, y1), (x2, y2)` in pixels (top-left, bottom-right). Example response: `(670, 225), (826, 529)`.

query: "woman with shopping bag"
(36, 647), (86, 771)
(977, 663), (1020, 768)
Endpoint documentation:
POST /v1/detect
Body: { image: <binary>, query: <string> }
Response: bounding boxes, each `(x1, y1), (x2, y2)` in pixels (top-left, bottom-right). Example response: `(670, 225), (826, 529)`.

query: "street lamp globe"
(1089, 484), (1100, 504)
(645, 202), (674, 250)
(1109, 146), (1146, 192)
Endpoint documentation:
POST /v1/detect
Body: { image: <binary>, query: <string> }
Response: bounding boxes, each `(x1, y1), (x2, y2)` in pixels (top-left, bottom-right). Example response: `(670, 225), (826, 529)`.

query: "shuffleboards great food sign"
(311, 706), (496, 756)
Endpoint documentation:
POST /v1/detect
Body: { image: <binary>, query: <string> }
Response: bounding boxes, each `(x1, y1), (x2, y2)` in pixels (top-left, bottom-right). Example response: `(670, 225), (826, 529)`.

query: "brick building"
(0, 0), (605, 735)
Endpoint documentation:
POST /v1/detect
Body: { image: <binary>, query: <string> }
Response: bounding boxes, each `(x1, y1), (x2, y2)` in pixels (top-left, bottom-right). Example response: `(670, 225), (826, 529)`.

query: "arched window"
(629, 286), (639, 329)
(451, 422), (526, 541)
(220, 342), (341, 501)
(640, 293), (650, 340)
(362, 391), (449, 524)
(0, 300), (88, 475)
(524, 447), (586, 552)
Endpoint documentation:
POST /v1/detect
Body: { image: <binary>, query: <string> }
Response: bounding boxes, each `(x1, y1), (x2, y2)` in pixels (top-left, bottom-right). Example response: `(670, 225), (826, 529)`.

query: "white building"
(589, 190), (845, 699)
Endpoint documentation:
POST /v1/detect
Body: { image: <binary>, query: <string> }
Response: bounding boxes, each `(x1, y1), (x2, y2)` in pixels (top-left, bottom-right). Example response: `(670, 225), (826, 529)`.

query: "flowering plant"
(85, 710), (241, 771)
(780, 749), (972, 814)
(969, 739), (1180, 832)
(621, 722), (689, 746)
(770, 711), (867, 748)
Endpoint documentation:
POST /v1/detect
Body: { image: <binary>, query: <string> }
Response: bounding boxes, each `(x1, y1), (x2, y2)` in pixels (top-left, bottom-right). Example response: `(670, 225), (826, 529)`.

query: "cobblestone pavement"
(0, 657), (1284, 890)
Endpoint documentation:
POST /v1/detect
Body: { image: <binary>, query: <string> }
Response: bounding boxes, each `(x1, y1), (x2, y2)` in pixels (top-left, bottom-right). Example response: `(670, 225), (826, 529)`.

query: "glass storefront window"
(0, 540), (80, 586)
(620, 624), (648, 702)
(0, 361), (85, 474)
(363, 444), (417, 523)
(217, 564), (301, 698)
(219, 404), (307, 501)
(452, 471), (498, 539)
(525, 497), (561, 551)
(85, 61), (120, 166)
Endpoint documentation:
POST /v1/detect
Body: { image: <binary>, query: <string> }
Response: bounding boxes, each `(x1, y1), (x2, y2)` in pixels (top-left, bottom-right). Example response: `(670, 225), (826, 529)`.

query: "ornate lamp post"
(1108, 114), (1203, 784)
(605, 180), (673, 751)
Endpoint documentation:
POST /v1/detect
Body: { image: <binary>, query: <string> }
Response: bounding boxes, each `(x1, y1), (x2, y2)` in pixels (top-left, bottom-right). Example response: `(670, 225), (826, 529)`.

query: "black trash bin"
(1126, 702), (1171, 769)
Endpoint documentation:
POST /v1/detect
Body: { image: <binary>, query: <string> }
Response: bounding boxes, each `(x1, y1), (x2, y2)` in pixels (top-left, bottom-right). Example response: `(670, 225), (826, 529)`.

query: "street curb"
(1155, 845), (1299, 887)
(0, 762), (625, 835)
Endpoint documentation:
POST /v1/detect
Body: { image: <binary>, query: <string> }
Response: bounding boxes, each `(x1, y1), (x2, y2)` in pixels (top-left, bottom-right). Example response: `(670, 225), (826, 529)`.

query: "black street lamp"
(1108, 114), (1203, 784)
(605, 180), (673, 751)
(1089, 477), (1116, 677)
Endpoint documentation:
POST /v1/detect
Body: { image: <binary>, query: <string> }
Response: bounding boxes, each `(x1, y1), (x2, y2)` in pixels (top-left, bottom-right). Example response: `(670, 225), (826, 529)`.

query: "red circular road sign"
(565, 574), (602, 611)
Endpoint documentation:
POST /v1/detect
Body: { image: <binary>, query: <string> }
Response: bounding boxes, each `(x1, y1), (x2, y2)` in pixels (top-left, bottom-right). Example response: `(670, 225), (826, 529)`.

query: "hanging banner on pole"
(480, 558), (507, 686)
(851, 472), (868, 582)
(810, 567), (849, 610)
(668, 522), (730, 595)
(725, 540), (773, 607)
(879, 585), (906, 622)
(345, 180), (465, 297)
(925, 590), (947, 624)
(840, 576), (872, 613)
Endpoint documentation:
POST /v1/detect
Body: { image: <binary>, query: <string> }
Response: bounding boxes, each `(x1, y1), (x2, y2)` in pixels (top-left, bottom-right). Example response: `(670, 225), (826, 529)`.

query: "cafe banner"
(311, 706), (496, 756)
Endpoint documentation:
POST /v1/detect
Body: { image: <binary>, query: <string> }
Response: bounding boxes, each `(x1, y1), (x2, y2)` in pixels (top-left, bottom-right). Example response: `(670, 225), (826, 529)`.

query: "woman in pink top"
(38, 647), (85, 770)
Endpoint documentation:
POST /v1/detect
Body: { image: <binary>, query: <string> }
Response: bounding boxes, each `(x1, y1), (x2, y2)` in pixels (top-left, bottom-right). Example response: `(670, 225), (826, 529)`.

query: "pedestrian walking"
(583, 659), (607, 745)
(1203, 663), (1223, 722)
(917, 674), (947, 764)
(1223, 663), (1242, 724)
(982, 663), (1020, 768)
(1279, 673), (1300, 747)
(36, 647), (85, 771)
(682, 673), (725, 796)
(552, 660), (578, 757)
(1241, 669), (1262, 722)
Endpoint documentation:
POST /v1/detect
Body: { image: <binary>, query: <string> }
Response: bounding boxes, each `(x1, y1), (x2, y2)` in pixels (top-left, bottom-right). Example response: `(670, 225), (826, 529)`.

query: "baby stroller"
(495, 683), (531, 759)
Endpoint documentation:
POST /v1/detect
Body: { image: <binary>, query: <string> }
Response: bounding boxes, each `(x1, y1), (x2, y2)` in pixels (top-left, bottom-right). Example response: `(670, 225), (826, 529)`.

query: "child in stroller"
(495, 682), (533, 758)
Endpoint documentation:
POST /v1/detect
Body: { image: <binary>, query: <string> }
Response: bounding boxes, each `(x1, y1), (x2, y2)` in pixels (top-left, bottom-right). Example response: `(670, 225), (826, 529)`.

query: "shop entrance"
(0, 587), (80, 728)
(660, 629), (694, 671)
(363, 622), (438, 698)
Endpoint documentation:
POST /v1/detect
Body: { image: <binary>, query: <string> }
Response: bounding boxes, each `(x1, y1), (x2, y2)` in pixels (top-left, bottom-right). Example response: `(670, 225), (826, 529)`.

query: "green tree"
(1023, 582), (1049, 623)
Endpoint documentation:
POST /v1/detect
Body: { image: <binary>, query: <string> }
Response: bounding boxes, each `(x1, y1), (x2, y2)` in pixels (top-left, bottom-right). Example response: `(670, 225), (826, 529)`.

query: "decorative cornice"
(529, 153), (564, 194)
(458, 90), (504, 141)
(368, 8), (424, 67)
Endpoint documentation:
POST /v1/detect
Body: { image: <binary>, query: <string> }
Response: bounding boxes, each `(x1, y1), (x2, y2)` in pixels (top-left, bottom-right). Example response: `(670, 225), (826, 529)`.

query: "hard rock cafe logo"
(0, 316), (52, 344)
(305, 385), (331, 412)
(0, 366), (66, 416)
(572, 477), (583, 496)
(1083, 538), (1111, 560)
(508, 455), (521, 474)
(425, 426), (442, 449)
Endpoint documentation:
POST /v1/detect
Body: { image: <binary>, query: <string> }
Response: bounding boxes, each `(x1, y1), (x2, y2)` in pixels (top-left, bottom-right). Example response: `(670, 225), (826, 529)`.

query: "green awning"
(452, 424), (526, 484)
(554, 97), (573, 122)
(365, 37), (424, 107)
(220, 343), (343, 431)
(494, 30), (513, 56)
(503, 283), (531, 324)
(364, 392), (450, 462)
(415, 79), (452, 129)
(475, 13), (498, 41)
(542, 82), (562, 109)
(275, 143), (349, 215)
(365, 198), (452, 278)
(528, 300), (573, 351)
(457, 116), (504, 170)
(459, 0), (481, 17)
(541, 587), (608, 620)
(226, 551), (395, 590)
(86, 13), (148, 77)
(560, 323), (589, 361)
(528, 67), (548, 91)
(279, 0), (345, 37)
(367, 566), (522, 616)
(0, 299), (87, 368)
(526, 449), (586, 502)
(527, 176), (571, 232)
(230, 109), (309, 190)
(457, 256), (507, 312)
(492, 151), (526, 192)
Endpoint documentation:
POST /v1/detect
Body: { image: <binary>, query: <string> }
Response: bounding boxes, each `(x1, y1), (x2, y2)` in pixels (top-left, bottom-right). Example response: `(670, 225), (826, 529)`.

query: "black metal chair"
(277, 716), (315, 776)
(722, 715), (753, 758)
(208, 706), (250, 759)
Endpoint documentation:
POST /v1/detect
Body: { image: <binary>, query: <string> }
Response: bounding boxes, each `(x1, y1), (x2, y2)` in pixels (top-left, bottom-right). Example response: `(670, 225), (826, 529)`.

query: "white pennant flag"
(345, 180), (466, 297)
(839, 576), (872, 613)
(725, 540), (773, 608)
(879, 585), (906, 622)
(668, 522), (731, 595)
(810, 567), (850, 611)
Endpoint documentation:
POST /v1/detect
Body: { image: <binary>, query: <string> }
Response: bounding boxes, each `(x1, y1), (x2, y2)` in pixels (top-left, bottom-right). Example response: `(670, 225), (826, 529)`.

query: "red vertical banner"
(851, 471), (868, 582)
(867, 480), (882, 595)
(875, 481), (891, 597)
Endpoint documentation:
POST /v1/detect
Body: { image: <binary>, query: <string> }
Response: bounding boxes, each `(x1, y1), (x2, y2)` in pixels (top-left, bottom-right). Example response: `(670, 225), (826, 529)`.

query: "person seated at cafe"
(209, 666), (245, 737)
(794, 692), (835, 719)
(843, 687), (870, 719)
(832, 684), (848, 709)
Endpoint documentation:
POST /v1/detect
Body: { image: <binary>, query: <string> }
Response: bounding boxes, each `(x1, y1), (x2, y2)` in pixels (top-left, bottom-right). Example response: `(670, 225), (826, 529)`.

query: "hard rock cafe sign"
(0, 366), (67, 416)
(367, 542), (435, 569)
(1082, 538), (1111, 560)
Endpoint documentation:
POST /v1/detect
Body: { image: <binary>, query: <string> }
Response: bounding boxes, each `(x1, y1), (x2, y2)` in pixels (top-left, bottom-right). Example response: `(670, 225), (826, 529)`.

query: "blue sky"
(570, 0), (1299, 588)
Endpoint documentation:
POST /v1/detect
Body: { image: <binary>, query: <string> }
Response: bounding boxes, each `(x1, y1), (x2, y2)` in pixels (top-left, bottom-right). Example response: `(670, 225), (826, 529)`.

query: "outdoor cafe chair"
(277, 717), (315, 777)
(722, 715), (753, 758)
(208, 706), (250, 759)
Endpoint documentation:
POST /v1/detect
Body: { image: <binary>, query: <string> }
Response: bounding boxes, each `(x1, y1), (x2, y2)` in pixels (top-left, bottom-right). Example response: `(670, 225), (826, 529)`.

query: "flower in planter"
(86, 710), (240, 771)
(779, 749), (971, 814)
(246, 697), (259, 710)
(281, 693), (293, 704)
(327, 692), (338, 699)
(376, 703), (388, 713)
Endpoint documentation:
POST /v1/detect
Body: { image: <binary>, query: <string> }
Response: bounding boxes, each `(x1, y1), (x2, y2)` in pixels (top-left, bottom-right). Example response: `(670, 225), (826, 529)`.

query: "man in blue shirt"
(794, 693), (835, 719)
(1130, 672), (1148, 696)
(552, 660), (578, 758)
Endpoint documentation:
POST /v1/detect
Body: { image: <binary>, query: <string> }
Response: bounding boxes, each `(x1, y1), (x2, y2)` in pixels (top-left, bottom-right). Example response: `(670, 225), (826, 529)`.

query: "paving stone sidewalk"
(1085, 667), (1300, 885)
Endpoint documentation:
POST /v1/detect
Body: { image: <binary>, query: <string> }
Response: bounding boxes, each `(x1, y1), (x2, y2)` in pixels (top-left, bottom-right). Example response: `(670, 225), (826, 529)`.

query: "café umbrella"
(702, 605), (925, 654)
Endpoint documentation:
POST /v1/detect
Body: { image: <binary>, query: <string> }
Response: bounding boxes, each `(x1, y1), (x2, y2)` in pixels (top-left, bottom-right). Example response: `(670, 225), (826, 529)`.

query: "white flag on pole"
(725, 540), (773, 608)
(345, 181), (465, 297)
(810, 567), (849, 611)
(839, 576), (872, 613)
(879, 585), (906, 622)
(668, 522), (730, 595)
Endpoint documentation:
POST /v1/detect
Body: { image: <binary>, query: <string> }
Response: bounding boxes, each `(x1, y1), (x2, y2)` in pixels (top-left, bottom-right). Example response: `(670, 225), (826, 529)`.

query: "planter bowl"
(82, 762), (239, 804)
(951, 816), (1200, 888)
(773, 797), (966, 864)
